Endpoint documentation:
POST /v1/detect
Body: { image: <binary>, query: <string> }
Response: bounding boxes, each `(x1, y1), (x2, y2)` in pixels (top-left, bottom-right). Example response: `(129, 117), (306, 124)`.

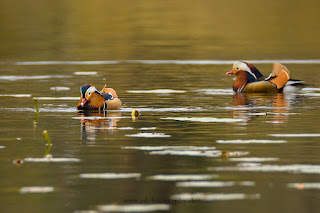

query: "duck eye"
(236, 67), (240, 70)
(88, 92), (91, 96)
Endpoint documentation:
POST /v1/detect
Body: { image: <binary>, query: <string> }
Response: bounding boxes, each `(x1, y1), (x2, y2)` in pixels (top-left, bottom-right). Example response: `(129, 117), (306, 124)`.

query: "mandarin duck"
(226, 61), (307, 93)
(77, 84), (122, 110)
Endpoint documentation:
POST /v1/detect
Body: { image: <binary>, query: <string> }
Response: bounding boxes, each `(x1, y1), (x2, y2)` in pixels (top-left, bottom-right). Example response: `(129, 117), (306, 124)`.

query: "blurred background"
(1, 0), (320, 62)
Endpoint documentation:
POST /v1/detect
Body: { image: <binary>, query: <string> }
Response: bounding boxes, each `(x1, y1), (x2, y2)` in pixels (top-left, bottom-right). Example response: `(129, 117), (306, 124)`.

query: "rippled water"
(1, 1), (320, 213)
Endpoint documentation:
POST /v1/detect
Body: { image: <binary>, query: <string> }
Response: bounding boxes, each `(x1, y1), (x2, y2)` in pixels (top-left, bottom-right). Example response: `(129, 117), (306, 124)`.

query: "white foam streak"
(24, 157), (80, 162)
(288, 183), (320, 190)
(0, 94), (32, 97)
(80, 173), (141, 179)
(73, 71), (98, 75)
(171, 193), (260, 201)
(127, 89), (186, 94)
(147, 174), (218, 181)
(211, 164), (320, 174)
(97, 204), (170, 212)
(196, 89), (234, 95)
(37, 97), (79, 100)
(122, 146), (216, 151)
(149, 150), (221, 157)
(176, 181), (235, 188)
(125, 133), (171, 138)
(161, 117), (245, 123)
(0, 75), (71, 80)
(229, 157), (279, 162)
(20, 186), (54, 194)
(269, 134), (320, 137)
(217, 139), (286, 144)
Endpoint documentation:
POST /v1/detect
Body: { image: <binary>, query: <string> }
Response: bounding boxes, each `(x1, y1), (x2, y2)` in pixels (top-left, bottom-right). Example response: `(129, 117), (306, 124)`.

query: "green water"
(1, 1), (320, 213)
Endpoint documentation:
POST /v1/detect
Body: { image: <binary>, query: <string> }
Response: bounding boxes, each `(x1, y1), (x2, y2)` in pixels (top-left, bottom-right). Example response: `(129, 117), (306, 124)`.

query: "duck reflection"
(77, 111), (123, 142)
(231, 93), (296, 125)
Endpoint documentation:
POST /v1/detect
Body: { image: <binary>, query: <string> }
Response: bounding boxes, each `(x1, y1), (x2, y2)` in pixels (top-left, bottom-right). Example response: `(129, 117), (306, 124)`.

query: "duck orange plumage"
(77, 84), (122, 110)
(226, 61), (307, 93)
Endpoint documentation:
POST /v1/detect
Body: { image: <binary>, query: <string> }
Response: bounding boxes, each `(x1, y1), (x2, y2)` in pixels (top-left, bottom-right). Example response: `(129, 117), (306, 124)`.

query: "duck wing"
(243, 81), (278, 93)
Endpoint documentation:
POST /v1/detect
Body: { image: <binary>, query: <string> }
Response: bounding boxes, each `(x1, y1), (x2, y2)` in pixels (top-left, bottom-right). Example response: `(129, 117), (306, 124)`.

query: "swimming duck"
(77, 84), (122, 110)
(226, 62), (307, 93)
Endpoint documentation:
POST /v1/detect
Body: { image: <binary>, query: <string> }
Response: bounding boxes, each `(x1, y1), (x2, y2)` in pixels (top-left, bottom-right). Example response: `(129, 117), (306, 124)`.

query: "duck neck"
(233, 71), (248, 92)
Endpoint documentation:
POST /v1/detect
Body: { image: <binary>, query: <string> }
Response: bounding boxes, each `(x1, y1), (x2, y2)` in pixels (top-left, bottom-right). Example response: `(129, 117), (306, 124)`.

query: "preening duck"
(226, 62), (307, 93)
(77, 84), (122, 110)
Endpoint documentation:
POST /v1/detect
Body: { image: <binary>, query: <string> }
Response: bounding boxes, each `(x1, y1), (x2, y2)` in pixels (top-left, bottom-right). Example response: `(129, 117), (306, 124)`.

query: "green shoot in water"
(33, 97), (39, 113)
(43, 130), (52, 156)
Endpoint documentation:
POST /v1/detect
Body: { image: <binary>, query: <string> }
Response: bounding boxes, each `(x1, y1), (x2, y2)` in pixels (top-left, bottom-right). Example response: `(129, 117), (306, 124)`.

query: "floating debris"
(20, 186), (54, 194)
(146, 174), (218, 181)
(73, 71), (98, 75)
(269, 133), (320, 137)
(170, 193), (260, 201)
(217, 139), (287, 144)
(13, 158), (24, 166)
(50, 86), (70, 91)
(221, 151), (249, 158)
(97, 204), (170, 212)
(123, 146), (216, 151)
(16, 137), (22, 141)
(288, 183), (320, 190)
(210, 164), (320, 174)
(127, 89), (186, 94)
(131, 109), (141, 118)
(161, 117), (245, 123)
(125, 132), (171, 138)
(0, 145), (5, 149)
(80, 173), (141, 179)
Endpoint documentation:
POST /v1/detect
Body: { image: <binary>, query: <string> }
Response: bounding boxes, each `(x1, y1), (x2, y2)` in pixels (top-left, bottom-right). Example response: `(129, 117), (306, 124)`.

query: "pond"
(1, 1), (320, 213)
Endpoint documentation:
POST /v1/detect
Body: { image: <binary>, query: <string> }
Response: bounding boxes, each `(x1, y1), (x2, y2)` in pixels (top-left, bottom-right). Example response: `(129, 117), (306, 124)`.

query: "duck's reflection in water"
(77, 111), (123, 142)
(232, 93), (298, 125)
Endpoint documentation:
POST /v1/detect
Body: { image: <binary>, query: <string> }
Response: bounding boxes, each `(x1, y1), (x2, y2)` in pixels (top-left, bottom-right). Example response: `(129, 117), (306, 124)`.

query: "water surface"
(1, 1), (320, 213)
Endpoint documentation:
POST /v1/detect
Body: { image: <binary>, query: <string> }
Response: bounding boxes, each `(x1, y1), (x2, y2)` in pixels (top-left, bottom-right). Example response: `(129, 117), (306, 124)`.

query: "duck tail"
(267, 63), (290, 89)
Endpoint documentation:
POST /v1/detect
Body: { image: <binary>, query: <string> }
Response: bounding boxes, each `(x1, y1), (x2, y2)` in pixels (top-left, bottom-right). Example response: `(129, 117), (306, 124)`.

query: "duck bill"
(80, 98), (87, 106)
(226, 70), (234, 75)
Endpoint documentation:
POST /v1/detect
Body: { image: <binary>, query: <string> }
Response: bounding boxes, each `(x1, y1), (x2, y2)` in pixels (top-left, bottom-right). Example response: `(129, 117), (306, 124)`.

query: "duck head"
(77, 84), (106, 110)
(226, 61), (264, 92)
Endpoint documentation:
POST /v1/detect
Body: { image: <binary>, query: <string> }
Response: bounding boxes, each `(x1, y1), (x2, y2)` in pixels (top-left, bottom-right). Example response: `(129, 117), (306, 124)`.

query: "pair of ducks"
(77, 62), (307, 110)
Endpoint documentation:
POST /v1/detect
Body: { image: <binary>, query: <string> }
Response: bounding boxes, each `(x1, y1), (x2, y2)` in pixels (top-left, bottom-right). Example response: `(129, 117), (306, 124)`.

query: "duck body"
(227, 62), (307, 93)
(77, 84), (122, 110)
